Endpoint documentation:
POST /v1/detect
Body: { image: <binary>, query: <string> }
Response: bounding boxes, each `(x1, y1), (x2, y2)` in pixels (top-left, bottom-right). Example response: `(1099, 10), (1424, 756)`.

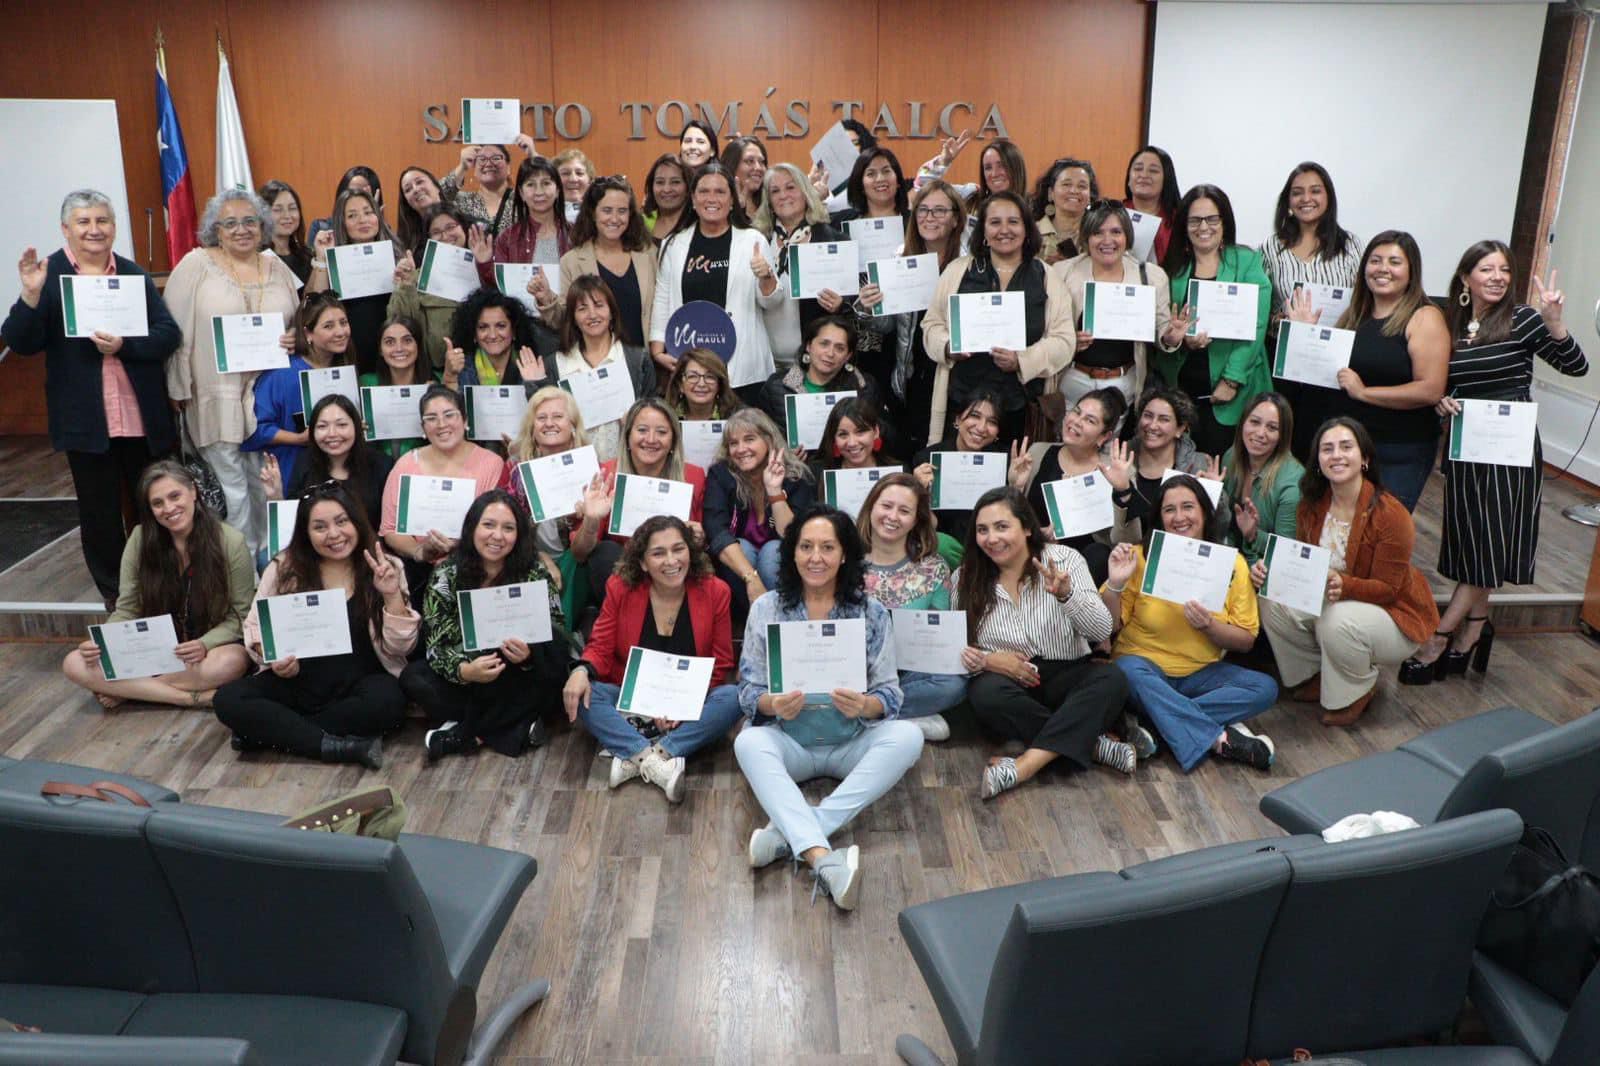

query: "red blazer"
(581, 573), (735, 688)
(1296, 479), (1439, 644)
(597, 458), (706, 545)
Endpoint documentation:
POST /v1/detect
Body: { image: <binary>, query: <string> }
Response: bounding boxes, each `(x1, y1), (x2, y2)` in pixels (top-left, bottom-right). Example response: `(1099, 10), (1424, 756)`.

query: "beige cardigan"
(537, 242), (659, 341)
(1051, 252), (1181, 399)
(920, 255), (1077, 442)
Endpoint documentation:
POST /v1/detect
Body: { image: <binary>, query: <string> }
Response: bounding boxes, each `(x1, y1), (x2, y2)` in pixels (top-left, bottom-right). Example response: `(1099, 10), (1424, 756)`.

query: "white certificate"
(681, 419), (726, 470)
(767, 617), (868, 699)
(325, 241), (396, 300)
(616, 647), (717, 721)
(1138, 530), (1238, 613)
(516, 444), (600, 522)
(608, 472), (693, 536)
(1272, 322), (1355, 390)
(416, 239), (480, 303)
(1082, 282), (1156, 343)
(866, 254), (939, 316)
(1292, 281), (1353, 326)
(787, 241), (860, 298)
(1162, 468), (1224, 508)
(299, 365), (361, 419)
(361, 385), (426, 441)
(890, 610), (967, 676)
(930, 451), (1007, 510)
(494, 262), (555, 313)
(212, 312), (288, 373)
(809, 121), (861, 191)
(465, 385), (527, 441)
(1041, 472), (1114, 539)
(457, 580), (553, 652)
(949, 291), (1026, 353)
(461, 97), (522, 144)
(823, 465), (902, 519)
(846, 215), (905, 271)
(560, 362), (635, 429)
(89, 615), (184, 680)
(1127, 209), (1161, 263)
(1448, 399), (1539, 467)
(266, 499), (299, 556)
(1258, 534), (1330, 617)
(395, 474), (478, 536)
(784, 390), (856, 450)
(1186, 280), (1260, 342)
(60, 274), (148, 338)
(256, 589), (354, 663)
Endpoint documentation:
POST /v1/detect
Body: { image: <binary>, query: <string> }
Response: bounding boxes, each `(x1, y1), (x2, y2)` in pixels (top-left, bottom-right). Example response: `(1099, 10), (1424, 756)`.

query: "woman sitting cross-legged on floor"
(62, 461), (253, 709)
(563, 515), (744, 803)
(214, 483), (416, 769)
(1101, 474), (1279, 773)
(734, 505), (923, 911)
(952, 487), (1132, 799)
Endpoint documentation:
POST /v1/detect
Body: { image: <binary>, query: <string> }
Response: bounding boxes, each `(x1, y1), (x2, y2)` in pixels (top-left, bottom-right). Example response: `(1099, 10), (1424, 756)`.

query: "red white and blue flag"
(156, 42), (197, 266)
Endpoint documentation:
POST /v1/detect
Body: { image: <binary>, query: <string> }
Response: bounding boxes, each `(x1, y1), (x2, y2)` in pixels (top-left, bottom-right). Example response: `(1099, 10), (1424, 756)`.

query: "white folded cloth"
(1321, 811), (1423, 842)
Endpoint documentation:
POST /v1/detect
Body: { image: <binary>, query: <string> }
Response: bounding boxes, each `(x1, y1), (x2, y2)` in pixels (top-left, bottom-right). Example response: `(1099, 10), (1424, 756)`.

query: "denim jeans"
(898, 671), (966, 719)
(737, 538), (784, 590)
(733, 719), (923, 857)
(577, 682), (745, 761)
(1115, 656), (1278, 772)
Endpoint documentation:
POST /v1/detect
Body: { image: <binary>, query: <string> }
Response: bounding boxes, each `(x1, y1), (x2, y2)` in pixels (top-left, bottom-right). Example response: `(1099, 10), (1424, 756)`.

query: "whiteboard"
(0, 99), (136, 316)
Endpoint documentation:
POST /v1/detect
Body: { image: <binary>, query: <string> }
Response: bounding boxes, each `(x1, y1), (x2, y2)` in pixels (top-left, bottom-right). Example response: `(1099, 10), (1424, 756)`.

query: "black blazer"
(702, 460), (815, 558)
(0, 250), (181, 454)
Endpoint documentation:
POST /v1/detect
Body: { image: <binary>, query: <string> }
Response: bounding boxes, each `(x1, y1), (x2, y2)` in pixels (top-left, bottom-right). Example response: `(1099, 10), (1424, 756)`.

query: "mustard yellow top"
(1109, 546), (1259, 677)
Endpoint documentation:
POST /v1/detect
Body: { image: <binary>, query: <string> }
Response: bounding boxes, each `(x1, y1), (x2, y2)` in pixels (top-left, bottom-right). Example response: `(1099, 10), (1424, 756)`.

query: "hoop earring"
(799, 351), (811, 368)
(1458, 290), (1471, 307)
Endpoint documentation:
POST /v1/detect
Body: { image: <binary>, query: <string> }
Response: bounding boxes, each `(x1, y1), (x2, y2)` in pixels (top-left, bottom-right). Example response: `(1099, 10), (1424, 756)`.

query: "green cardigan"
(109, 523), (255, 649)
(1222, 447), (1305, 564)
(1161, 245), (1274, 427)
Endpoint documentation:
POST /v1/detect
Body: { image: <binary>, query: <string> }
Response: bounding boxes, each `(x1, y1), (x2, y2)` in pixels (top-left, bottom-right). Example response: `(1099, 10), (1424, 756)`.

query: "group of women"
(6, 122), (1588, 912)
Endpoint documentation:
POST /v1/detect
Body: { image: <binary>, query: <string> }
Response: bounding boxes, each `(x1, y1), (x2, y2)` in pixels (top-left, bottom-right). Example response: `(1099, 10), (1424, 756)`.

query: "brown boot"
(1289, 675), (1322, 703)
(1320, 688), (1376, 727)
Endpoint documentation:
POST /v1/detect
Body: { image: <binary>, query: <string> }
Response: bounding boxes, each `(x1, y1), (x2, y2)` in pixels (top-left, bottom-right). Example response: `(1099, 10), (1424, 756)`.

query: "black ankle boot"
(320, 734), (383, 770)
(231, 733), (265, 753)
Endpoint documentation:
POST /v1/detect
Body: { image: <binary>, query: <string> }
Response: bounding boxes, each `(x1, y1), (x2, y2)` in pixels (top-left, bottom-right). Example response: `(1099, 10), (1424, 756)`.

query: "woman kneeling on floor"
(563, 515), (743, 802)
(215, 483), (415, 768)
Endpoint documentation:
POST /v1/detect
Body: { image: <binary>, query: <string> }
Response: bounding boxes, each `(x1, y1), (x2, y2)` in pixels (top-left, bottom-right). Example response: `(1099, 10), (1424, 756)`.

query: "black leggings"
(214, 670), (406, 758)
(967, 656), (1128, 767)
(399, 658), (562, 756)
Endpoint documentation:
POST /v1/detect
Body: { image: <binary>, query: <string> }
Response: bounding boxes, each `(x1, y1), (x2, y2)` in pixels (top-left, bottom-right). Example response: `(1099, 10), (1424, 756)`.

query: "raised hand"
(1040, 554), (1073, 601)
(512, 133), (538, 156)
(528, 266), (553, 304)
(313, 229), (335, 255)
(1531, 270), (1566, 333)
(1232, 496), (1260, 542)
(258, 454), (283, 502)
(515, 345), (545, 383)
(1285, 287), (1319, 324)
(467, 224), (493, 263)
(807, 161), (829, 196)
(1106, 543), (1138, 588)
(365, 545), (403, 600)
(937, 129), (973, 167)
(761, 449), (787, 495)
(442, 340), (467, 384)
(393, 250), (417, 287)
(17, 247), (47, 305)
(1099, 438), (1134, 491)
(458, 145), (480, 171)
(750, 245), (774, 282)
(1163, 302), (1195, 346)
(1008, 436), (1034, 489)
(1200, 454), (1224, 483)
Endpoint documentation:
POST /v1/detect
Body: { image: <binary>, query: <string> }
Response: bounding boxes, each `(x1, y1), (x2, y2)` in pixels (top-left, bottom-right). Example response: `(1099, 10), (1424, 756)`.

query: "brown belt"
(1077, 363), (1133, 380)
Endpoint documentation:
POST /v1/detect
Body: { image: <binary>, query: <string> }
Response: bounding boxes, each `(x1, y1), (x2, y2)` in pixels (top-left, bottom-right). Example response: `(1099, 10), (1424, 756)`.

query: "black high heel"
(1441, 616), (1494, 677)
(1399, 630), (1453, 686)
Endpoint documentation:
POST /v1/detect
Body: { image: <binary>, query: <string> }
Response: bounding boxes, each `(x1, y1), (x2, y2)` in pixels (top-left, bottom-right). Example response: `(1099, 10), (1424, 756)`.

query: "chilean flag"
(156, 43), (198, 266)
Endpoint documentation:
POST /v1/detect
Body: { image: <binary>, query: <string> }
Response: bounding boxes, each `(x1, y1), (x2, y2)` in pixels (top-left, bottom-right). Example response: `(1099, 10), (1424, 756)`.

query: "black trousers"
(585, 540), (624, 608)
(399, 657), (564, 756)
(66, 438), (155, 601)
(214, 670), (406, 758)
(968, 656), (1128, 767)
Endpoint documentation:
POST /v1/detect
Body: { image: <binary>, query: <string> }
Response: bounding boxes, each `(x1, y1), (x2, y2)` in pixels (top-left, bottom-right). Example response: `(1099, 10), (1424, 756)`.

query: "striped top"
(1258, 234), (1361, 312)
(1447, 303), (1588, 401)
(953, 544), (1113, 661)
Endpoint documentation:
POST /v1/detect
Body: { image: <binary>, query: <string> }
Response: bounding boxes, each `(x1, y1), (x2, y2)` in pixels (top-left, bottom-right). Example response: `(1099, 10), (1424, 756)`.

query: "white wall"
(1148, 2), (1546, 294)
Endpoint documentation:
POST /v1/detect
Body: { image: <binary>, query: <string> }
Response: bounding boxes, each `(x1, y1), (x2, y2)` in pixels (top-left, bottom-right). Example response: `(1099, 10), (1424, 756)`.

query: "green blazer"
(1222, 447), (1305, 564)
(1162, 245), (1274, 427)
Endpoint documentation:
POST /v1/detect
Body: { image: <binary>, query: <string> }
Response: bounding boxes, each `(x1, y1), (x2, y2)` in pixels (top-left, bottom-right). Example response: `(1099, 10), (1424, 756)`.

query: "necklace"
(221, 250), (263, 313)
(1466, 316), (1481, 341)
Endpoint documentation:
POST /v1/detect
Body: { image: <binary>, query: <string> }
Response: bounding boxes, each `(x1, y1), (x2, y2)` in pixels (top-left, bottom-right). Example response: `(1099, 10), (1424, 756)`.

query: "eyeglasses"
(915, 205), (953, 219)
(218, 217), (262, 231)
(681, 371), (717, 386)
(421, 410), (464, 426)
(1186, 214), (1223, 232)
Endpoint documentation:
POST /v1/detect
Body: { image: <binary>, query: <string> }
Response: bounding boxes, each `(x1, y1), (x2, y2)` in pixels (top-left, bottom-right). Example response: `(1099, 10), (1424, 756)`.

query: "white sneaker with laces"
(747, 825), (791, 868)
(608, 754), (641, 789)
(811, 845), (861, 910)
(640, 746), (686, 803)
(910, 714), (951, 742)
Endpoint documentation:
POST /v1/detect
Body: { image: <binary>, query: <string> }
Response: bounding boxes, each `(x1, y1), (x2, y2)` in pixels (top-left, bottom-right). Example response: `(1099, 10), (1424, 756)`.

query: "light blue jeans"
(737, 538), (784, 590)
(1115, 656), (1278, 772)
(733, 719), (923, 857)
(898, 671), (966, 719)
(577, 682), (744, 761)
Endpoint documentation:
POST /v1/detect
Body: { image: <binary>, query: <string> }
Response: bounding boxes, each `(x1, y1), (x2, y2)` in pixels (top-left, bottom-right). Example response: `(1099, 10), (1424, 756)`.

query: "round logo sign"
(665, 300), (737, 361)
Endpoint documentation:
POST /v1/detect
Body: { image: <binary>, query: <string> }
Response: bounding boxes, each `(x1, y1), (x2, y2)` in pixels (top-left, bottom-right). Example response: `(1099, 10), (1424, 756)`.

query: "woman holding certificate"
(1032, 157), (1098, 264)
(404, 490), (571, 759)
(1399, 242), (1587, 684)
(1159, 185), (1273, 457)
(260, 394), (393, 532)
(1255, 417), (1439, 726)
(243, 291), (354, 494)
(1284, 231), (1449, 511)
(859, 473), (966, 741)
(757, 315), (884, 435)
(814, 397), (897, 480)
(305, 189), (403, 376)
(1122, 145), (1180, 264)
(542, 277), (657, 462)
(532, 177), (657, 347)
(477, 157), (571, 291)
(1221, 392), (1303, 565)
(703, 408), (814, 614)
(953, 488), (1131, 798)
(921, 190), (1076, 451)
(750, 163), (845, 369)
(359, 315), (432, 458)
(910, 391), (1008, 566)
(735, 506), (922, 911)
(216, 483), (416, 769)
(1258, 163), (1360, 345)
(651, 163), (784, 391)
(884, 180), (969, 456)
(1102, 476), (1279, 773)
(62, 462), (254, 709)
(1054, 199), (1186, 407)
(388, 204), (491, 374)
(5, 189), (183, 606)
(564, 515), (743, 801)
(444, 289), (554, 390)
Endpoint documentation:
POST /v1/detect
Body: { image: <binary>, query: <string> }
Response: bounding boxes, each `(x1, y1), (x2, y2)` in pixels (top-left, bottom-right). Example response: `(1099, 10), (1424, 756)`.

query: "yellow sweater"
(1109, 546), (1259, 677)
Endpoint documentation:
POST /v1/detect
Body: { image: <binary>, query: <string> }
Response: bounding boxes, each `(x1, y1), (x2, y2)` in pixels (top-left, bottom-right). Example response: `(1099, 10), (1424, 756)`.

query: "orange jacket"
(1296, 480), (1439, 644)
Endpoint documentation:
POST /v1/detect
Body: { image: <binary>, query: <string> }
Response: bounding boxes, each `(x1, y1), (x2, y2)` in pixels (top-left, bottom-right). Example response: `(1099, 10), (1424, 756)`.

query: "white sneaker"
(747, 825), (791, 868)
(608, 754), (641, 789)
(811, 845), (861, 911)
(910, 714), (951, 742)
(640, 746), (686, 803)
